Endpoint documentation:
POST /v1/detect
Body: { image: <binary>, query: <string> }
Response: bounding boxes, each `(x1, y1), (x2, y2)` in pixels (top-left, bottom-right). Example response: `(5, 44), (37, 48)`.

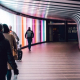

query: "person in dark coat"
(25, 27), (34, 51)
(3, 24), (18, 80)
(0, 24), (19, 80)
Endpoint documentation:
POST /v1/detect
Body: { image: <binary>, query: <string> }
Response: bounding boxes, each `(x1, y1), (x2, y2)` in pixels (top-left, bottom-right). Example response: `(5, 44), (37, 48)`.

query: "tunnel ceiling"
(0, 0), (80, 20)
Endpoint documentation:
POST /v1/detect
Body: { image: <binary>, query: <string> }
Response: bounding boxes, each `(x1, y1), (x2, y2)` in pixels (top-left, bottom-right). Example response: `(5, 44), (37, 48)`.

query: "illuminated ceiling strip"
(45, 0), (50, 18)
(67, 23), (77, 24)
(1, 0), (80, 6)
(49, 23), (65, 25)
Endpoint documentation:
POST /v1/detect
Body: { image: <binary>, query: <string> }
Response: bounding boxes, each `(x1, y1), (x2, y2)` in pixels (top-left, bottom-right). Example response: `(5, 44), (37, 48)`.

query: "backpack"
(27, 31), (32, 37)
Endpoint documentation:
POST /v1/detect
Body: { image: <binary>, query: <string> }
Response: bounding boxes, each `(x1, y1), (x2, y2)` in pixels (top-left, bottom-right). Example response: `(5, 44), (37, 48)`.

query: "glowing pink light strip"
(32, 19), (35, 43)
(26, 18), (28, 45)
(41, 20), (43, 42)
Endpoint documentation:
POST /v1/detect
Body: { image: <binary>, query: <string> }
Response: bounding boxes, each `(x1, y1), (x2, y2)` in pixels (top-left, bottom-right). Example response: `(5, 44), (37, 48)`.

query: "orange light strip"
(22, 17), (24, 46)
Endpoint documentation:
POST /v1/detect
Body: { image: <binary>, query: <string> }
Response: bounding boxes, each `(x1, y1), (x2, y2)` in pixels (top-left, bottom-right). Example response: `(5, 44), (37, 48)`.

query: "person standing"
(25, 27), (34, 51)
(0, 24), (19, 80)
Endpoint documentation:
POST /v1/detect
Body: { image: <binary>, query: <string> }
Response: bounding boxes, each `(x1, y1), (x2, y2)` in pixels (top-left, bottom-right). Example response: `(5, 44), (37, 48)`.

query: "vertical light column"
(16, 15), (22, 45)
(13, 15), (17, 33)
(22, 17), (24, 47)
(43, 20), (46, 41)
(38, 20), (41, 42)
(23, 17), (27, 46)
(29, 18), (32, 30)
(43, 20), (45, 41)
(45, 20), (46, 41)
(26, 18), (28, 45)
(36, 20), (40, 42)
(26, 18), (32, 30)
(36, 19), (37, 42)
(35, 19), (37, 43)
(41, 20), (43, 42)
(20, 16), (22, 45)
(32, 19), (35, 43)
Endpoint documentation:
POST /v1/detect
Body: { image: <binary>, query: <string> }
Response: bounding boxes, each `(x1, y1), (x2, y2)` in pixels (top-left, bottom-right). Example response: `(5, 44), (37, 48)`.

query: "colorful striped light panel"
(0, 9), (46, 47)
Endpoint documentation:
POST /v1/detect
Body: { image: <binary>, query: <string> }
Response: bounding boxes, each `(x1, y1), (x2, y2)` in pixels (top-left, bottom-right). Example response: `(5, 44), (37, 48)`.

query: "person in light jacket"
(9, 25), (19, 44)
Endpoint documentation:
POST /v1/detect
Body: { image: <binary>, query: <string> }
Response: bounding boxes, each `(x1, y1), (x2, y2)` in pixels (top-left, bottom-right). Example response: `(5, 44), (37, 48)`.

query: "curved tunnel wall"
(0, 9), (46, 47)
(71, 13), (80, 49)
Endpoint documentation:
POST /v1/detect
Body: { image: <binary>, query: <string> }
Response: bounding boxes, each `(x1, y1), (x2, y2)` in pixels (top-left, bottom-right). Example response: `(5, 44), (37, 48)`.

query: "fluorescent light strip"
(32, 19), (35, 43)
(23, 17), (26, 46)
(29, 18), (32, 30)
(35, 19), (36, 43)
(45, 20), (46, 41)
(22, 17), (24, 46)
(20, 16), (22, 45)
(16, 15), (22, 45)
(41, 20), (43, 42)
(0, 9), (47, 46)
(43, 20), (45, 41)
(13, 15), (16, 33)
(36, 20), (38, 42)
(36, 20), (39, 42)
(49, 23), (65, 25)
(68, 23), (77, 25)
(26, 18), (28, 45)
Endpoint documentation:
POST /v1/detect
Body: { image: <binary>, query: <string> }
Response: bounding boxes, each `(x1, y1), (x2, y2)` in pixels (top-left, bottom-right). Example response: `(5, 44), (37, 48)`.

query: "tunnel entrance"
(49, 25), (65, 42)
(47, 20), (78, 42)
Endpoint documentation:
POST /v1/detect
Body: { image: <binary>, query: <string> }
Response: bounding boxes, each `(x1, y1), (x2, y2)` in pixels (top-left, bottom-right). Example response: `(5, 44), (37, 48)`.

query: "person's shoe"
(29, 49), (31, 51)
(20, 60), (22, 62)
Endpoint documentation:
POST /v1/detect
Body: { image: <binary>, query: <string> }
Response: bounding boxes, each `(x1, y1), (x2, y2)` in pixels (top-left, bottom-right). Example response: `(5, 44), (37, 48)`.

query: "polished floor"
(11, 42), (80, 80)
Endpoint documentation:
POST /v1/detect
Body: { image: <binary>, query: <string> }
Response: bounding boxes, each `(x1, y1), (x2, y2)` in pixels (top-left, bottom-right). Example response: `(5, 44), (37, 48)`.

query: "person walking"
(9, 25), (19, 45)
(3, 24), (18, 80)
(0, 24), (19, 80)
(25, 27), (34, 51)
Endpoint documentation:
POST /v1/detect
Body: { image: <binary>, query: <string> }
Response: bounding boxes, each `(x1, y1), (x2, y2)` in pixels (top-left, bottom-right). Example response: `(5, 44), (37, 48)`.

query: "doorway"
(53, 27), (59, 42)
(49, 25), (65, 42)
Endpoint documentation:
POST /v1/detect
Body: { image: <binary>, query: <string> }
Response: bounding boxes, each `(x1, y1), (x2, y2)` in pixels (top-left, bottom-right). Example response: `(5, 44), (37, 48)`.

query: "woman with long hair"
(3, 24), (17, 80)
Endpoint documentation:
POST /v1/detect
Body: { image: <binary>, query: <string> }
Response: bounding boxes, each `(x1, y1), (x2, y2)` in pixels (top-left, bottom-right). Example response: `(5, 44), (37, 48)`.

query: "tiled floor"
(11, 42), (80, 80)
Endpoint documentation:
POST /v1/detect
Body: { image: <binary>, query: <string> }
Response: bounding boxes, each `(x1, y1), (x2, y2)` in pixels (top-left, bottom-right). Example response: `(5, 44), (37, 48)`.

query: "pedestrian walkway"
(11, 42), (80, 80)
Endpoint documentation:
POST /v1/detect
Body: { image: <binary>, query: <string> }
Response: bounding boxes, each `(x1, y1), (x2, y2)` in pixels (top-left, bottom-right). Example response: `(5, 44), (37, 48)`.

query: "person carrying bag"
(3, 24), (18, 80)
(12, 47), (18, 60)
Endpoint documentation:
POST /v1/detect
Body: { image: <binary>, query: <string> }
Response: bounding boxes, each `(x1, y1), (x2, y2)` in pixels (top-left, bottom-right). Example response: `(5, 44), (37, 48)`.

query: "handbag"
(13, 49), (18, 60)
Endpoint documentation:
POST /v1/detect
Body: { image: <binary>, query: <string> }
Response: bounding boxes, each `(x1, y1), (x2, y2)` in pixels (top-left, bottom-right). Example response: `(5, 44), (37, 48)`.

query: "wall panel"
(0, 9), (46, 47)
